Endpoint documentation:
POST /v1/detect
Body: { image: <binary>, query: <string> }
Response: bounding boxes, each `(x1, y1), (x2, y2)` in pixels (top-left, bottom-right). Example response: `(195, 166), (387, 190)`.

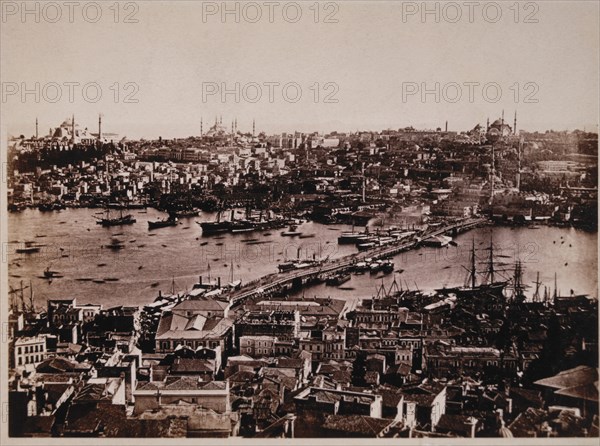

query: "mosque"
(470, 111), (518, 141)
(201, 116), (259, 143)
(51, 116), (97, 145)
(486, 111), (517, 140)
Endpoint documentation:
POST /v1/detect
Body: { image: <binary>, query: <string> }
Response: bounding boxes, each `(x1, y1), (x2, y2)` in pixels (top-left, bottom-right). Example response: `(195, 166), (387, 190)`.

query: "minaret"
(215, 115), (218, 125)
(200, 117), (203, 136)
(513, 111), (517, 135)
(517, 136), (523, 191)
(486, 117), (490, 131)
(252, 119), (255, 137)
(220, 115), (222, 124)
(98, 114), (102, 140)
(35, 117), (38, 139)
(231, 120), (234, 135)
(445, 120), (448, 132)
(71, 114), (75, 142)
(501, 110), (505, 134)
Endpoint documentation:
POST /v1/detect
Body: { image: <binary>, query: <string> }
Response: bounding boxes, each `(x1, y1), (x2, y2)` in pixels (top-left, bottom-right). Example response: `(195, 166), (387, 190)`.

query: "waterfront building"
(14, 335), (48, 369)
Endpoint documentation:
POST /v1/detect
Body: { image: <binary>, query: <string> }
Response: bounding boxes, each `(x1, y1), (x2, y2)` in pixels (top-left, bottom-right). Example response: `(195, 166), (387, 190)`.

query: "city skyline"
(8, 108), (597, 143)
(2, 1), (599, 139)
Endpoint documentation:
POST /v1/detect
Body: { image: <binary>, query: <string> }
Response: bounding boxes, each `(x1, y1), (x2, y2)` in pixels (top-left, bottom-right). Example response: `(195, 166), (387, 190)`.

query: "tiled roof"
(508, 407), (547, 437)
(323, 415), (394, 437)
(156, 314), (233, 340)
(535, 366), (598, 391)
(173, 299), (228, 312)
(555, 382), (599, 402)
(73, 383), (112, 403)
(36, 357), (78, 373)
(137, 376), (227, 392)
(301, 388), (377, 405)
(171, 358), (215, 374)
(436, 414), (477, 435)
(277, 358), (304, 369)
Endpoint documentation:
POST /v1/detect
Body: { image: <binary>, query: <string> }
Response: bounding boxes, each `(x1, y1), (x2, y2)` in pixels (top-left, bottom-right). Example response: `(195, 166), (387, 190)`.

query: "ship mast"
(464, 237), (477, 289)
(489, 143), (495, 218)
(487, 233), (495, 284)
(511, 260), (526, 302)
(29, 280), (35, 313)
(533, 271), (541, 302)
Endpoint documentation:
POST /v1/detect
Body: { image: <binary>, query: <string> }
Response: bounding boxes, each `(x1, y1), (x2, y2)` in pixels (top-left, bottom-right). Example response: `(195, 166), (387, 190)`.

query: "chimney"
(466, 417), (478, 438)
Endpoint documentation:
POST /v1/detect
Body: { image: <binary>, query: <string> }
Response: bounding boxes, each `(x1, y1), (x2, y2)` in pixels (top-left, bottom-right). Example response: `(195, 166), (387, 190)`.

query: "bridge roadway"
(228, 217), (489, 306)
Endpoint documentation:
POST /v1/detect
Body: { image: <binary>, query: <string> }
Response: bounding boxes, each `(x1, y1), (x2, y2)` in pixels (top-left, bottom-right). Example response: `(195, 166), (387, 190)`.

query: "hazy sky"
(1, 1), (598, 139)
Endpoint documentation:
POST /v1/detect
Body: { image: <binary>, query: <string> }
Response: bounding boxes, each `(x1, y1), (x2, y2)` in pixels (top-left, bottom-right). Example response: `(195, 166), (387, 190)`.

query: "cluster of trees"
(10, 142), (119, 173)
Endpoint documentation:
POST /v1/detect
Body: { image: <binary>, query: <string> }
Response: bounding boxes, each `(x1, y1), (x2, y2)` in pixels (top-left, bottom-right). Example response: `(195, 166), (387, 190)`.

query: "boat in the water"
(382, 259), (394, 274)
(338, 227), (370, 244)
(16, 246), (41, 254)
(106, 239), (125, 250)
(230, 220), (255, 233)
(436, 236), (508, 298)
(369, 260), (383, 274)
(326, 273), (351, 286)
(278, 261), (297, 272)
(95, 206), (136, 227)
(43, 267), (62, 279)
(281, 225), (302, 237)
(148, 213), (178, 229)
(39, 200), (65, 212)
(174, 208), (200, 218)
(198, 209), (232, 235)
(358, 241), (377, 251)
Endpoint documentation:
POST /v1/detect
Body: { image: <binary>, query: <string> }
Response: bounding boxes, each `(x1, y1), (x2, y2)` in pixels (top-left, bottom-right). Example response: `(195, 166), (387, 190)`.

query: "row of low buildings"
(8, 278), (598, 438)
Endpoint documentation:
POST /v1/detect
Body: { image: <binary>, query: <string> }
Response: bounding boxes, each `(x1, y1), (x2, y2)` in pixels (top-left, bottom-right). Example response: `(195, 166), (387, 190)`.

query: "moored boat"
(326, 273), (351, 286)
(148, 214), (178, 229)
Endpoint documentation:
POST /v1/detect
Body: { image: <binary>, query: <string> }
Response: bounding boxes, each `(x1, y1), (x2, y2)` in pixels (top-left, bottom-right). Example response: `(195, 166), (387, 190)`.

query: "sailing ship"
(198, 209), (232, 235)
(95, 205), (136, 227)
(148, 212), (178, 229)
(437, 236), (509, 298)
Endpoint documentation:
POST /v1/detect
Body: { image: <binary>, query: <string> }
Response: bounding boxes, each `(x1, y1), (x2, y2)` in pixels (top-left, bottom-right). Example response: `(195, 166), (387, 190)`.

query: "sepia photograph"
(0, 0), (598, 443)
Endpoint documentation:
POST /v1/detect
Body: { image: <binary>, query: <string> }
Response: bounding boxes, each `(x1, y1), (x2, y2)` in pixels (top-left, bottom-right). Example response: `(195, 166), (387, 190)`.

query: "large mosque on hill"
(470, 111), (518, 141)
(201, 116), (259, 143)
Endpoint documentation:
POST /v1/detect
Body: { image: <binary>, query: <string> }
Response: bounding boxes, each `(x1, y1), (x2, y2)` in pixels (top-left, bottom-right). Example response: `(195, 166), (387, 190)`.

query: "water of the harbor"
(6, 208), (598, 310)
